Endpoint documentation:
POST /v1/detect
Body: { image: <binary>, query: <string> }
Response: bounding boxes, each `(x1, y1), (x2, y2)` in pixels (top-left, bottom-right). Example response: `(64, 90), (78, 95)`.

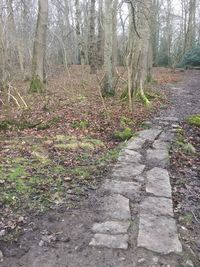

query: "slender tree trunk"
(75, 0), (85, 65)
(89, 0), (97, 74)
(103, 0), (114, 96)
(112, 0), (118, 69)
(185, 0), (196, 52)
(7, 0), (24, 76)
(97, 0), (104, 68)
(30, 0), (48, 93)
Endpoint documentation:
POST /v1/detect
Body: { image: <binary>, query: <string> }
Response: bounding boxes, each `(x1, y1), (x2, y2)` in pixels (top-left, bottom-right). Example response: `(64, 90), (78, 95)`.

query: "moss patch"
(113, 127), (133, 141)
(187, 114), (200, 127)
(30, 76), (44, 93)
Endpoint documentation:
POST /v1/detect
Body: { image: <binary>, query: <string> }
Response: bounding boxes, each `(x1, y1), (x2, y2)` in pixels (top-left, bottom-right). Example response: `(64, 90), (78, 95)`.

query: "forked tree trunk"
(30, 0), (48, 93)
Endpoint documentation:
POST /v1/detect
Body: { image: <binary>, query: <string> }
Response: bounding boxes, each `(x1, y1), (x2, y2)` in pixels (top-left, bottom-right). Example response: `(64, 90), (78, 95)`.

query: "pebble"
(185, 259), (194, 267)
(39, 240), (44, 247)
(138, 258), (146, 263)
(0, 230), (6, 237)
(0, 250), (3, 262)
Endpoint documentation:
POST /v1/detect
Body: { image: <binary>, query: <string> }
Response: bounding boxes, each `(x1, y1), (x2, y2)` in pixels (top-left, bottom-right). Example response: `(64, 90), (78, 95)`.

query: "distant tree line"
(0, 0), (199, 101)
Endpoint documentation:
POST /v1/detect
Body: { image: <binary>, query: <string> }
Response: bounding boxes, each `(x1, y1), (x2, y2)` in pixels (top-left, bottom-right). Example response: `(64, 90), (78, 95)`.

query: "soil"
(0, 69), (200, 267)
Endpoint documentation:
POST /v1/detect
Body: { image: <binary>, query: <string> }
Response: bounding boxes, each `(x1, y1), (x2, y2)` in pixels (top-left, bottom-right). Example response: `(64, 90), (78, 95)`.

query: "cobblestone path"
(89, 118), (183, 265)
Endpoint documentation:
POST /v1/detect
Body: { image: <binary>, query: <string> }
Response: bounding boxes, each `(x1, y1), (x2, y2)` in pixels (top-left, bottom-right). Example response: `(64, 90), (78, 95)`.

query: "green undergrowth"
(187, 114), (200, 127)
(0, 135), (122, 233)
(0, 117), (60, 131)
(174, 126), (196, 155)
(113, 127), (134, 141)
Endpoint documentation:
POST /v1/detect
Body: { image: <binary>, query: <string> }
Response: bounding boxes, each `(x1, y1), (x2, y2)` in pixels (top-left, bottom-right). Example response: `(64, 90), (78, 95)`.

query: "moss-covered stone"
(113, 127), (133, 141)
(187, 114), (200, 127)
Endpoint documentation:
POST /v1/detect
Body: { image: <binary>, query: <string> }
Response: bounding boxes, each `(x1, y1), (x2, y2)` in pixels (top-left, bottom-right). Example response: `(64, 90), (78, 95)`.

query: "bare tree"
(89, 0), (97, 74)
(103, 0), (114, 95)
(30, 0), (48, 93)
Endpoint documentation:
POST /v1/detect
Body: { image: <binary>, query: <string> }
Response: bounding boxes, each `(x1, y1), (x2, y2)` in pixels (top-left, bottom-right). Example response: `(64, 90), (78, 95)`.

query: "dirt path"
(1, 70), (200, 267)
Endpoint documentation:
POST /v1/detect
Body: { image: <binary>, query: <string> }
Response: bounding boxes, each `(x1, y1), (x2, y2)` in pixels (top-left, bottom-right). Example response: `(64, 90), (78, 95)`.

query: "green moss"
(0, 120), (13, 130)
(120, 116), (133, 128)
(138, 92), (151, 106)
(54, 136), (104, 151)
(179, 213), (193, 226)
(176, 141), (196, 154)
(113, 127), (133, 141)
(30, 76), (44, 93)
(71, 120), (89, 129)
(187, 114), (200, 127)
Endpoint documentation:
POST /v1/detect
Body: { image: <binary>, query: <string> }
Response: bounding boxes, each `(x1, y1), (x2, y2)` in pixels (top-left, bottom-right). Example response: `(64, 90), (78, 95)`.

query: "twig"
(192, 211), (200, 223)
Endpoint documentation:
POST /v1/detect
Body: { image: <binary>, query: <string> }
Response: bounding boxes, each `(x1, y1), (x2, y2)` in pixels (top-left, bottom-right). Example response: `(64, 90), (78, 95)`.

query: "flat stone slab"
(92, 221), (130, 234)
(155, 116), (179, 122)
(138, 129), (161, 141)
(159, 131), (174, 142)
(126, 137), (145, 150)
(113, 164), (145, 180)
(153, 140), (169, 150)
(118, 150), (142, 164)
(104, 180), (141, 195)
(140, 197), (173, 217)
(103, 194), (131, 220)
(138, 213), (182, 254)
(90, 234), (128, 249)
(146, 167), (172, 198)
(147, 149), (169, 167)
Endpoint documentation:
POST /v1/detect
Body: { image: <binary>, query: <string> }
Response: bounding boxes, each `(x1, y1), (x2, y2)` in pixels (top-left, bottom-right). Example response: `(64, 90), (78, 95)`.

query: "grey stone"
(118, 149), (142, 164)
(159, 131), (174, 142)
(126, 137), (145, 150)
(0, 250), (3, 262)
(153, 140), (169, 150)
(104, 179), (141, 195)
(0, 230), (6, 237)
(146, 167), (172, 198)
(92, 221), (130, 234)
(138, 129), (161, 141)
(155, 116), (179, 122)
(147, 149), (169, 167)
(140, 197), (174, 217)
(185, 259), (194, 267)
(137, 213), (182, 254)
(113, 164), (145, 180)
(89, 233), (128, 249)
(103, 194), (131, 220)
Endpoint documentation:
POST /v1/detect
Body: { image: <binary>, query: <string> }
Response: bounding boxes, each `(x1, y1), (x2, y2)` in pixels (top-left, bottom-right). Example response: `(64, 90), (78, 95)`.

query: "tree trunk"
(185, 0), (196, 52)
(30, 0), (48, 93)
(103, 0), (114, 96)
(75, 0), (85, 65)
(97, 0), (104, 68)
(112, 0), (118, 70)
(7, 0), (25, 76)
(89, 0), (97, 74)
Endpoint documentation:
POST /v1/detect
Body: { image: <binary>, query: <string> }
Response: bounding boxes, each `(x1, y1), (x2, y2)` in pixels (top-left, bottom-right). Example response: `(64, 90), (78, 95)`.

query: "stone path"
(89, 121), (182, 257)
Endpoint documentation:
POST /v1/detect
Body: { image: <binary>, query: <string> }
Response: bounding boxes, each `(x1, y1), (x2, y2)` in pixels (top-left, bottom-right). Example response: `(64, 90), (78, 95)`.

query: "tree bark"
(89, 0), (97, 74)
(103, 0), (114, 96)
(30, 0), (48, 93)
(97, 0), (104, 68)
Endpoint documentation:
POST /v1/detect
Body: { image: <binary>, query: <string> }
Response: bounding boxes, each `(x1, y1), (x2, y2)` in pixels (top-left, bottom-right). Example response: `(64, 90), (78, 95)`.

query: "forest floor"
(0, 67), (199, 267)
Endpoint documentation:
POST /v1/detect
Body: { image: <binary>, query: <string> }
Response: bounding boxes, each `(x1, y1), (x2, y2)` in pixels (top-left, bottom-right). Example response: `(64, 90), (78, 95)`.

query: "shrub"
(181, 46), (200, 67)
